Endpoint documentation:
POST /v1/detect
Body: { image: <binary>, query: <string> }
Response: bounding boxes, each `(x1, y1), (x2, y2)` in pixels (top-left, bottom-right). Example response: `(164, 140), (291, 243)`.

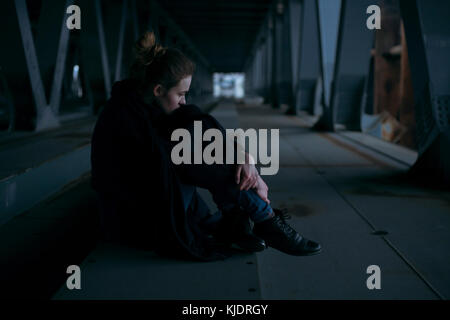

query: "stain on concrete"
(275, 202), (317, 218)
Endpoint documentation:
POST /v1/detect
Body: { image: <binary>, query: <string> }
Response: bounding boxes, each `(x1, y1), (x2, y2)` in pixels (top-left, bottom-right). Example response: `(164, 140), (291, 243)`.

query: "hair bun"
(134, 31), (165, 66)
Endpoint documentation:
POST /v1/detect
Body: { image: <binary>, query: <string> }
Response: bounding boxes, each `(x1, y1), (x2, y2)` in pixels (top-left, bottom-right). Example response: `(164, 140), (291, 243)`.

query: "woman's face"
(153, 75), (192, 114)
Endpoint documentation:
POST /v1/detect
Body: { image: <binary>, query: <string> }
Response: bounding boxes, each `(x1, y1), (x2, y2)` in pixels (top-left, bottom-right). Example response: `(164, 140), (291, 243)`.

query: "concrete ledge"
(52, 242), (261, 300)
(0, 118), (95, 227)
(0, 174), (99, 299)
(337, 131), (418, 167)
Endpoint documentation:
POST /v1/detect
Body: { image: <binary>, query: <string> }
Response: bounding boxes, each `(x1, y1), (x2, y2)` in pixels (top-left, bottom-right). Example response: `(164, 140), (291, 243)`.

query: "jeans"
(160, 109), (274, 230)
(180, 182), (273, 228)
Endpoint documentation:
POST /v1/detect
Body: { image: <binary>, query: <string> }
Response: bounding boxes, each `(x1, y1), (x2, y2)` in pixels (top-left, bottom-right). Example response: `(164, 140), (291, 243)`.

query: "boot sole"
(231, 242), (267, 253)
(276, 247), (323, 256)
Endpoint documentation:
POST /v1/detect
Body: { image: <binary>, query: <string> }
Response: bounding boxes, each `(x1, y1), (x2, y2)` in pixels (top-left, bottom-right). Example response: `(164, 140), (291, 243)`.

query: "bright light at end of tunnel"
(72, 65), (79, 79)
(213, 73), (245, 98)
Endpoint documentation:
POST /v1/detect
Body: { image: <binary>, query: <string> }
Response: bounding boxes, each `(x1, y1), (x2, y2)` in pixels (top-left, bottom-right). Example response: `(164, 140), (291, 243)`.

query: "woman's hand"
(235, 153), (259, 191)
(255, 175), (270, 204)
(235, 152), (271, 204)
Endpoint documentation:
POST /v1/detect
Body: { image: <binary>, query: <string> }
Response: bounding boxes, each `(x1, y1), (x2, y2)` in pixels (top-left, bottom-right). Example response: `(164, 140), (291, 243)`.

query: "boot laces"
(273, 208), (297, 237)
(273, 208), (291, 222)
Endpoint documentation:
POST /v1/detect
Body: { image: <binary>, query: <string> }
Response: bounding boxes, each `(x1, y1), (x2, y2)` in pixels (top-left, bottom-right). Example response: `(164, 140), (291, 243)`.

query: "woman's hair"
(129, 31), (195, 100)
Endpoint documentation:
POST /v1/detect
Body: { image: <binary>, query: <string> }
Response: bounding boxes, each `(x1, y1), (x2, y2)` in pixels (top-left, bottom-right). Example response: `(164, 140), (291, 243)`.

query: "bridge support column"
(329, 0), (375, 131)
(313, 0), (342, 131)
(400, 0), (450, 185)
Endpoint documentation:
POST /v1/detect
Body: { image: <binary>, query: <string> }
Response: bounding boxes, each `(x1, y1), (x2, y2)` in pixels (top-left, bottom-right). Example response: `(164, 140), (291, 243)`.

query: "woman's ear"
(153, 84), (161, 97)
(153, 84), (165, 97)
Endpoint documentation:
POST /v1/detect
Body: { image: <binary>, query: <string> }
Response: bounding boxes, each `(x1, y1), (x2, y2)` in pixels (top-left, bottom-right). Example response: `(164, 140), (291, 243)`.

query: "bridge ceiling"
(156, 0), (273, 72)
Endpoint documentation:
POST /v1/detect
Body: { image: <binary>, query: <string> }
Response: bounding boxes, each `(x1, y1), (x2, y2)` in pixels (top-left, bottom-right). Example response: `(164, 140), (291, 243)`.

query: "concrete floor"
(53, 100), (450, 300)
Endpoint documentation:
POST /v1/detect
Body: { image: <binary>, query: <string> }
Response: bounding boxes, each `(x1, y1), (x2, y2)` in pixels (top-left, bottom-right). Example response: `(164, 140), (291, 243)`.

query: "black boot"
(214, 206), (267, 253)
(253, 208), (322, 256)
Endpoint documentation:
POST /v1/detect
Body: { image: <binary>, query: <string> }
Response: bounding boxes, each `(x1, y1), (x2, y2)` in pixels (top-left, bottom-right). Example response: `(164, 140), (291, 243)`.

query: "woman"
(90, 31), (321, 261)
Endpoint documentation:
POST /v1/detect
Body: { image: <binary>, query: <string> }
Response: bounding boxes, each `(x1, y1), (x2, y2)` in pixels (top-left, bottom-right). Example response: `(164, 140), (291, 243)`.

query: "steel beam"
(285, 0), (302, 115)
(296, 0), (321, 114)
(150, 0), (211, 71)
(0, 1), (31, 130)
(15, 0), (74, 131)
(15, 0), (48, 123)
(114, 0), (128, 82)
(271, 3), (284, 109)
(313, 0), (342, 131)
(400, 0), (450, 185)
(95, 0), (112, 98)
(265, 17), (273, 103)
(329, 0), (375, 131)
(77, 0), (109, 110)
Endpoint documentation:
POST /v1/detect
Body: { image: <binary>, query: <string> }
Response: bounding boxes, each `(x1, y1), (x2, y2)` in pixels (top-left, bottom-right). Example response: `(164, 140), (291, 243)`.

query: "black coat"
(90, 79), (228, 261)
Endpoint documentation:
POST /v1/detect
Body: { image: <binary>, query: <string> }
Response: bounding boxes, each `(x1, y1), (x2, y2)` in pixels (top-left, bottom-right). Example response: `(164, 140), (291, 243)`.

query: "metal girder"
(185, 25), (260, 30)
(267, 0), (299, 109)
(400, 0), (450, 184)
(158, 0), (272, 72)
(35, 0), (69, 103)
(114, 0), (128, 81)
(264, 0), (322, 115)
(264, 16), (273, 103)
(329, 0), (375, 131)
(295, 0), (321, 114)
(94, 0), (112, 98)
(159, 2), (271, 11)
(79, 0), (137, 105)
(241, 4), (271, 95)
(15, 0), (47, 120)
(271, 2), (285, 109)
(101, 0), (135, 84)
(151, 0), (212, 71)
(114, 0), (128, 82)
(175, 18), (264, 25)
(260, 40), (268, 99)
(313, 0), (342, 131)
(14, 0), (74, 131)
(77, 0), (110, 109)
(0, 1), (38, 130)
(285, 0), (302, 115)
(170, 11), (267, 19)
(0, 0), (215, 132)
(256, 47), (262, 93)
